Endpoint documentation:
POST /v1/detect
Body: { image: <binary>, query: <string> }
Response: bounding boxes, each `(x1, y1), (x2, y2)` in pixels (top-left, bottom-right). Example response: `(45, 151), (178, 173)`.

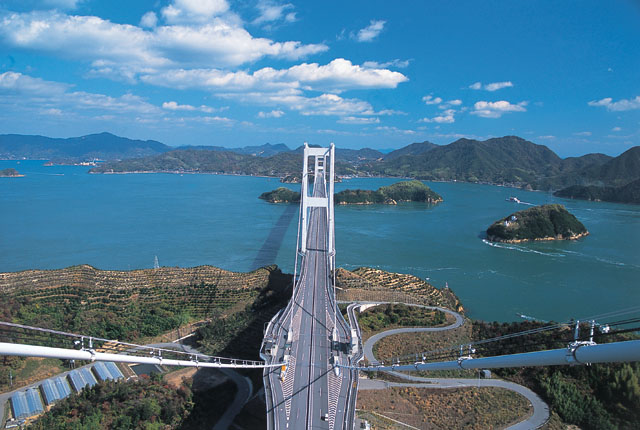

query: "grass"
(357, 386), (532, 430)
(371, 319), (472, 364)
(0, 357), (66, 393)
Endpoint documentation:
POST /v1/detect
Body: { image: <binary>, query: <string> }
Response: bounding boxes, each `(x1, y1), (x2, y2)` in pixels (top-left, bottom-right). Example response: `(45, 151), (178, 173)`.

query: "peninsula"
(259, 180), (443, 205)
(0, 168), (23, 177)
(554, 178), (640, 205)
(486, 204), (588, 243)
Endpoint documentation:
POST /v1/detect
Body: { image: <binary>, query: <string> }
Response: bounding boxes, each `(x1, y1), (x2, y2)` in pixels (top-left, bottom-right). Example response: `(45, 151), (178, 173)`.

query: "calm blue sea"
(1, 160), (638, 322)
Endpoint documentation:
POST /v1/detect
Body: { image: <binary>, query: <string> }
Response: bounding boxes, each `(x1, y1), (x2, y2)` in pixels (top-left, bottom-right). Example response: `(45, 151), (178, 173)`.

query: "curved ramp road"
(358, 303), (549, 429)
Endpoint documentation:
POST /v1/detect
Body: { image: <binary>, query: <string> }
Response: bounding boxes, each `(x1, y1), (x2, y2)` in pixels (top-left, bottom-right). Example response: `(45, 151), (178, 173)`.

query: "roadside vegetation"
(357, 386), (531, 430)
(472, 320), (640, 430)
(357, 304), (447, 338)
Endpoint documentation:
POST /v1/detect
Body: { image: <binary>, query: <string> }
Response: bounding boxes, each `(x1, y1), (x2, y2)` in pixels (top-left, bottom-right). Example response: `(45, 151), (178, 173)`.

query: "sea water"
(1, 160), (638, 322)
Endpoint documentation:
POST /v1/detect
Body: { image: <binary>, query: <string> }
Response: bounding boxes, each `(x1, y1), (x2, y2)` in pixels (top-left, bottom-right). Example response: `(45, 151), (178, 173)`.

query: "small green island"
(259, 180), (443, 205)
(486, 204), (588, 243)
(0, 168), (24, 177)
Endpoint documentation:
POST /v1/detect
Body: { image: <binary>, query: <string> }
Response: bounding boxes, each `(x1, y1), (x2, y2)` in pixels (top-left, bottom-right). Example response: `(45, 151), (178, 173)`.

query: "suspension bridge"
(0, 142), (639, 429)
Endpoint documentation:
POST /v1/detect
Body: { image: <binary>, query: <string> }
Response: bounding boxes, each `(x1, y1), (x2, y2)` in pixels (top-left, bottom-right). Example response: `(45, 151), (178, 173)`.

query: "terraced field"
(335, 267), (464, 313)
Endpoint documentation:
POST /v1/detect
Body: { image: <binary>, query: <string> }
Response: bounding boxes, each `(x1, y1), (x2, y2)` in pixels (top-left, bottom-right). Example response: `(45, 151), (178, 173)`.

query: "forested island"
(335, 180), (442, 205)
(0, 168), (23, 177)
(259, 180), (443, 205)
(486, 204), (588, 243)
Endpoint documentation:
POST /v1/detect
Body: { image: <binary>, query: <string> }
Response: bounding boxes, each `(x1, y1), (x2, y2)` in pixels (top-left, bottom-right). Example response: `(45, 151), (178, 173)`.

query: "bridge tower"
(298, 143), (335, 269)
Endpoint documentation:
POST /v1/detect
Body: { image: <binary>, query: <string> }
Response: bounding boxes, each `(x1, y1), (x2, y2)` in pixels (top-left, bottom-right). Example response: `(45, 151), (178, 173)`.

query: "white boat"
(506, 196), (521, 203)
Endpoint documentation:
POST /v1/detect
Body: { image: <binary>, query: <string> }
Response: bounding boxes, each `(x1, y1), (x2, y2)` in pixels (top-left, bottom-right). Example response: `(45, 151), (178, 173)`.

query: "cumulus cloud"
(337, 116), (380, 124)
(140, 11), (158, 28)
(422, 95), (443, 105)
(469, 81), (513, 91)
(141, 58), (408, 93)
(420, 109), (456, 124)
(0, 10), (328, 80)
(253, 1), (296, 25)
(471, 100), (527, 118)
(588, 96), (640, 111)
(355, 20), (385, 42)
(257, 110), (284, 118)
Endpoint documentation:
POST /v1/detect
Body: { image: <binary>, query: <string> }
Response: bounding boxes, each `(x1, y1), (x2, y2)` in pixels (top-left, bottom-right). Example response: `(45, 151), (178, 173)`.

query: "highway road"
(262, 169), (357, 430)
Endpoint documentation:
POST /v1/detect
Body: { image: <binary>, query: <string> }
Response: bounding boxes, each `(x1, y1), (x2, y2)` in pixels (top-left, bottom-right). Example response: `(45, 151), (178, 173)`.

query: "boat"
(506, 196), (521, 203)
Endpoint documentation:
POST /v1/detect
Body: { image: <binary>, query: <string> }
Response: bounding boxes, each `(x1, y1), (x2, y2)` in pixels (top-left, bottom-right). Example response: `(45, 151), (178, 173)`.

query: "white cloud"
(469, 81), (513, 91)
(258, 110), (284, 118)
(588, 96), (640, 111)
(538, 135), (556, 140)
(375, 126), (416, 135)
(0, 71), (69, 95)
(162, 101), (225, 113)
(356, 20), (385, 42)
(471, 100), (527, 118)
(420, 109), (455, 124)
(141, 58), (408, 93)
(612, 126), (622, 132)
(573, 131), (592, 137)
(41, 107), (63, 116)
(162, 101), (196, 111)
(140, 11), (158, 28)
(0, 71), (161, 117)
(362, 59), (410, 69)
(0, 10), (328, 81)
(439, 99), (462, 109)
(337, 116), (380, 124)
(422, 95), (442, 105)
(161, 0), (230, 24)
(253, 1), (295, 25)
(485, 81), (513, 91)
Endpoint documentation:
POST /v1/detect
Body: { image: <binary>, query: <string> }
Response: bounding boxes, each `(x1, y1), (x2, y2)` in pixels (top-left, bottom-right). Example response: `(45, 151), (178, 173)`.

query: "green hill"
(486, 204), (588, 243)
(554, 178), (640, 205)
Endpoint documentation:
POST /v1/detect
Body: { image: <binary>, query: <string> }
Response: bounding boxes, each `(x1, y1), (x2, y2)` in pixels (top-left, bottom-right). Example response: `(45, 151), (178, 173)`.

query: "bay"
(1, 160), (638, 323)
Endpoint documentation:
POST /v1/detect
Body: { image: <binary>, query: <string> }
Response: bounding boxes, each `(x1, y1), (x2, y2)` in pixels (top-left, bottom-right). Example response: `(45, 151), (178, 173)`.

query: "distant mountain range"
(0, 132), (293, 161)
(2, 132), (638, 203)
(0, 132), (169, 160)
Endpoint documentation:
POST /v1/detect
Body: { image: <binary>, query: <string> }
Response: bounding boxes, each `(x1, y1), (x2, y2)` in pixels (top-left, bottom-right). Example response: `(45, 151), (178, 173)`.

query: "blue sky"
(0, 0), (638, 156)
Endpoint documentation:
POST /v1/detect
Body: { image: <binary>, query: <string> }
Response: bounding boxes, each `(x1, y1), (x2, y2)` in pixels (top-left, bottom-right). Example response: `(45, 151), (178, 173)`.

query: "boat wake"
(482, 239), (566, 257)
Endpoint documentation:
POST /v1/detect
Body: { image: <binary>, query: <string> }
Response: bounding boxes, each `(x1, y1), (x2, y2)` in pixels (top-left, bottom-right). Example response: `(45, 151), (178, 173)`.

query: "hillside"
(383, 140), (438, 160)
(0, 132), (169, 161)
(486, 204), (588, 243)
(90, 149), (358, 177)
(369, 136), (565, 184)
(554, 178), (640, 205)
(177, 142), (290, 157)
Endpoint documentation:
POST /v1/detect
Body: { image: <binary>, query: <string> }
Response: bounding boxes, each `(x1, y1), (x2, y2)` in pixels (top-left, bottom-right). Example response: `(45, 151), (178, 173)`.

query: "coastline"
(486, 231), (590, 244)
